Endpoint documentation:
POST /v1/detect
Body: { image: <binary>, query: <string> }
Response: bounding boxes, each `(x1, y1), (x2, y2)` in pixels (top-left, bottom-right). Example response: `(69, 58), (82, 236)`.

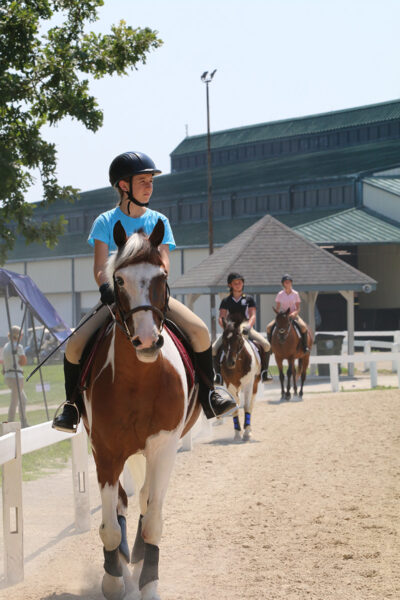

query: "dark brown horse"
(220, 314), (261, 441)
(271, 308), (313, 401)
(83, 220), (200, 600)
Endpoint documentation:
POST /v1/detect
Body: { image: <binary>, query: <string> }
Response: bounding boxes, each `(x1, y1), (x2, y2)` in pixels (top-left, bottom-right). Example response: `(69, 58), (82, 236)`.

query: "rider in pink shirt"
(266, 274), (310, 352)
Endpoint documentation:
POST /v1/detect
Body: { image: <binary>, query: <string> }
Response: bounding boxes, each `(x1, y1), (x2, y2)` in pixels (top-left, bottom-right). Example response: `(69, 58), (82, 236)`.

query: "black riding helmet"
(227, 272), (245, 286)
(109, 152), (161, 212)
(281, 274), (293, 284)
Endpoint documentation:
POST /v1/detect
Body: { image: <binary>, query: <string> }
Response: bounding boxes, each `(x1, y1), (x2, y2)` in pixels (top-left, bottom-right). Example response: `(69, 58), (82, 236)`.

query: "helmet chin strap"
(127, 178), (148, 213)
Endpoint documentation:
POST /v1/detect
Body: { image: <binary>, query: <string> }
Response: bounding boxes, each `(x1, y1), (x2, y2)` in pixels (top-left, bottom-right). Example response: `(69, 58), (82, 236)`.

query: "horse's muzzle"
(134, 334), (164, 362)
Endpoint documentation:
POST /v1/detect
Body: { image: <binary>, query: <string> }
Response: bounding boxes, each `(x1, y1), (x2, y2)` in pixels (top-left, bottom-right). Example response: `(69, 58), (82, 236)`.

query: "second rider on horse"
(212, 272), (272, 383)
(266, 274), (310, 353)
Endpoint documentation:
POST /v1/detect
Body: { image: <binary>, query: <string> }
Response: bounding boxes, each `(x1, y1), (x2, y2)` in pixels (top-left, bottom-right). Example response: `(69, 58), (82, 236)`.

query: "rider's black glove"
(99, 283), (115, 305)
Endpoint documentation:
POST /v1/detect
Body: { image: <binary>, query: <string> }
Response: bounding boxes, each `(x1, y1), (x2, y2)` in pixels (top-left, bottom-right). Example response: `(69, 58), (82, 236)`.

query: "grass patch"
(0, 363), (64, 414)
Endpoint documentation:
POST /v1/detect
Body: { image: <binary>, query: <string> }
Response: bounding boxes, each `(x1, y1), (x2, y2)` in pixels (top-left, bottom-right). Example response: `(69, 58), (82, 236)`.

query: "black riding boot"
(301, 331), (310, 353)
(52, 356), (82, 433)
(212, 354), (223, 385)
(261, 350), (273, 382)
(195, 347), (237, 419)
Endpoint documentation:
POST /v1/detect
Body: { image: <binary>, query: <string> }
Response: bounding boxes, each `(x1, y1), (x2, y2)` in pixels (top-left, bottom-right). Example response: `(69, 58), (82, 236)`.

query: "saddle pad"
(165, 325), (195, 389)
(247, 340), (261, 366)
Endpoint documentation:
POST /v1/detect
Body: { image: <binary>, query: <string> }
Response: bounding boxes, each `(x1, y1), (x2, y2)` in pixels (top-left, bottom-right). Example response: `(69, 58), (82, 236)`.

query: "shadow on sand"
(206, 436), (261, 446)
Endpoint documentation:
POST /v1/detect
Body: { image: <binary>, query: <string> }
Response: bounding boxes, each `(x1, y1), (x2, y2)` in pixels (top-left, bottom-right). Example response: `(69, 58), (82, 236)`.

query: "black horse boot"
(213, 352), (223, 385)
(195, 347), (237, 419)
(301, 331), (310, 353)
(52, 356), (82, 433)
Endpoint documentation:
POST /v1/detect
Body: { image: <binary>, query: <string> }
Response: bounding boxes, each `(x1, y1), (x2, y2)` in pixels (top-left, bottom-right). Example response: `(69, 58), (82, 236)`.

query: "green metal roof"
(363, 176), (400, 196)
(293, 208), (400, 245)
(155, 140), (400, 200)
(172, 99), (400, 156)
(173, 209), (340, 247)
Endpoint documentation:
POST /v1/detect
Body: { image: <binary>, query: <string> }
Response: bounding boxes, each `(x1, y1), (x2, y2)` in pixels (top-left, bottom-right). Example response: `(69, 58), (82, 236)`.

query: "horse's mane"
(224, 312), (245, 334)
(106, 230), (163, 283)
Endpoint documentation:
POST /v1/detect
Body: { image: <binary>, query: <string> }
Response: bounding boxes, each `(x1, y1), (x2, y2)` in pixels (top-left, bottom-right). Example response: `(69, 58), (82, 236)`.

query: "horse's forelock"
(106, 232), (149, 283)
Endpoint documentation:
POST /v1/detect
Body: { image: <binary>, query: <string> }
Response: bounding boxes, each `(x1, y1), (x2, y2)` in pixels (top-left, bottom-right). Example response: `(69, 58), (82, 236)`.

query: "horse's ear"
(113, 221), (127, 249)
(222, 317), (227, 330)
(285, 308), (290, 316)
(149, 218), (165, 248)
(273, 307), (278, 314)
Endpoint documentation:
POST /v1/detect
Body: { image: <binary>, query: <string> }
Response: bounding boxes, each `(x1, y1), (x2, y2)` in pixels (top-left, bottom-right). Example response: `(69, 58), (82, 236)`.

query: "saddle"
(78, 315), (196, 393)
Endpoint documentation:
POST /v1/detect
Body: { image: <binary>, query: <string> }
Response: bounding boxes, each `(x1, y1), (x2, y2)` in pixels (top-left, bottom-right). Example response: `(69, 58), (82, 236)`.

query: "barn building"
(3, 99), (400, 335)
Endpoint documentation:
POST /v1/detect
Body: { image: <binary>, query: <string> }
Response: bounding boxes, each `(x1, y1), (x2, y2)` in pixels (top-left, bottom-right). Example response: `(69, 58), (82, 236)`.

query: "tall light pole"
(201, 69), (217, 340)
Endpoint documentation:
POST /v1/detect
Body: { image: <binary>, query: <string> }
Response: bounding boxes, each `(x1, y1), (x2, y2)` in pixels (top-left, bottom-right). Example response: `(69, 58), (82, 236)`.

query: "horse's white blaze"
(119, 263), (165, 349)
(99, 482), (122, 550)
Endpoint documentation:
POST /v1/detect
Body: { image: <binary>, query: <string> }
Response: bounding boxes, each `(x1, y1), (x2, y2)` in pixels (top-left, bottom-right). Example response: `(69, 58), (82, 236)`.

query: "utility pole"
(201, 69), (217, 339)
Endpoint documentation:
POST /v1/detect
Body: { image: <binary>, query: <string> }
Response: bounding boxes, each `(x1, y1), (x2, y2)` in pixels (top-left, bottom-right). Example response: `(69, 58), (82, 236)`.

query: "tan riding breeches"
(212, 325), (270, 356)
(66, 297), (211, 364)
(266, 316), (307, 334)
(65, 303), (110, 364)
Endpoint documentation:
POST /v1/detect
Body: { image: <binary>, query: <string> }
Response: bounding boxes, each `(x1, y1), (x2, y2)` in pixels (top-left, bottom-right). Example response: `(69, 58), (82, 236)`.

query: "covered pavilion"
(171, 215), (377, 375)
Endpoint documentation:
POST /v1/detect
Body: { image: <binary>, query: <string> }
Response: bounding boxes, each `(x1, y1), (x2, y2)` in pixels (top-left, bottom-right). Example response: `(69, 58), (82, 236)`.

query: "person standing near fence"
(2, 326), (29, 427)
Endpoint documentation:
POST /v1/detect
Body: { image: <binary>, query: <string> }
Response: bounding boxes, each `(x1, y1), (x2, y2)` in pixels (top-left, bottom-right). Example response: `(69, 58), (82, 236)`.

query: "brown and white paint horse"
(220, 314), (261, 442)
(82, 220), (200, 600)
(271, 307), (313, 402)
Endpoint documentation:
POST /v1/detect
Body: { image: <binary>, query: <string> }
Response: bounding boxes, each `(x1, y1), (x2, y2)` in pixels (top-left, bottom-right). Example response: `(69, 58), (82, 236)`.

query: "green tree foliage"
(0, 0), (162, 263)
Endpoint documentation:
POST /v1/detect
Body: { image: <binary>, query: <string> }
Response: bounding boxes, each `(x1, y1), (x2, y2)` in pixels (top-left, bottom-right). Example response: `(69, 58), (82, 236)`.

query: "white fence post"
(329, 362), (339, 392)
(364, 341), (371, 371)
(370, 362), (378, 388)
(71, 428), (91, 532)
(1, 422), (24, 585)
(392, 342), (399, 373)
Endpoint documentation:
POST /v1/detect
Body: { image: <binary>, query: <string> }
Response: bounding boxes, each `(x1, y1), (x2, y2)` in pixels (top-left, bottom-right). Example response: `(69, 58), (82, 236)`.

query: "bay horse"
(82, 219), (200, 600)
(220, 314), (261, 442)
(271, 307), (313, 401)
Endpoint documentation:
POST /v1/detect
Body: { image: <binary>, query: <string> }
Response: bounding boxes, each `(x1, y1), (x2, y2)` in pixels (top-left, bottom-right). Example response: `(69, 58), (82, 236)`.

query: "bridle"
(224, 327), (245, 366)
(111, 274), (170, 348)
(276, 316), (292, 343)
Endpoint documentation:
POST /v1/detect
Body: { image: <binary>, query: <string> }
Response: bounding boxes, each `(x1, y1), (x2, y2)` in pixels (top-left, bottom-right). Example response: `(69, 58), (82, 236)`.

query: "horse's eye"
(115, 276), (124, 286)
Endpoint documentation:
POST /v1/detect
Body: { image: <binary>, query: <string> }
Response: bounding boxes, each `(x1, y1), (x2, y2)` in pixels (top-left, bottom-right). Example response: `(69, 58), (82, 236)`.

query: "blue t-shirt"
(88, 207), (176, 252)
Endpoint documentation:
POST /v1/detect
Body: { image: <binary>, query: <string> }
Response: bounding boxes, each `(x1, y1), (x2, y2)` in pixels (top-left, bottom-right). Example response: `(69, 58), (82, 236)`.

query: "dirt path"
(0, 389), (399, 600)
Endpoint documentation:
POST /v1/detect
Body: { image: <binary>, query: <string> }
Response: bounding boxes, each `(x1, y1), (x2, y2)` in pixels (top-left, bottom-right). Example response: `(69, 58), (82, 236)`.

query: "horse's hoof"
(242, 428), (252, 442)
(140, 580), (161, 600)
(285, 394), (291, 401)
(234, 430), (242, 442)
(102, 573), (125, 600)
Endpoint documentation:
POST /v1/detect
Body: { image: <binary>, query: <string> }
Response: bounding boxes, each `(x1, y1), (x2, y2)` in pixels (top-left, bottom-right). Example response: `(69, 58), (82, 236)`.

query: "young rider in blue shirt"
(53, 152), (236, 432)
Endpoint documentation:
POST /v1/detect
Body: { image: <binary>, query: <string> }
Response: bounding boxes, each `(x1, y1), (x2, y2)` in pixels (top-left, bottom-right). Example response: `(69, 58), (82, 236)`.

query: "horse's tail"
(297, 358), (303, 380)
(125, 453), (146, 496)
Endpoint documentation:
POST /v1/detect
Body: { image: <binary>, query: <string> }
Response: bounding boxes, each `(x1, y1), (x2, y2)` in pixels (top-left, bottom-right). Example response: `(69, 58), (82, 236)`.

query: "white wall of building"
(363, 183), (400, 223)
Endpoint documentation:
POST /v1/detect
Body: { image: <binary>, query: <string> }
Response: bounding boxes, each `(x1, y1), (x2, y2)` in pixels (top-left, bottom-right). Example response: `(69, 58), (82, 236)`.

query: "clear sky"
(31, 0), (400, 201)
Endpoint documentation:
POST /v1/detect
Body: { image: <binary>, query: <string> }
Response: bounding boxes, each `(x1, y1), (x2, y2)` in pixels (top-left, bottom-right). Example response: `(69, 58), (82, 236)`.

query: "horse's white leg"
(228, 384), (242, 441)
(139, 431), (181, 600)
(99, 482), (126, 600)
(242, 380), (254, 442)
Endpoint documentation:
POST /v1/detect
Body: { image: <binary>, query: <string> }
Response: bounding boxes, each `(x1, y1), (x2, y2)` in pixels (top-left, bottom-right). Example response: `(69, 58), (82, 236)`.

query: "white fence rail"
(1, 348), (399, 586)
